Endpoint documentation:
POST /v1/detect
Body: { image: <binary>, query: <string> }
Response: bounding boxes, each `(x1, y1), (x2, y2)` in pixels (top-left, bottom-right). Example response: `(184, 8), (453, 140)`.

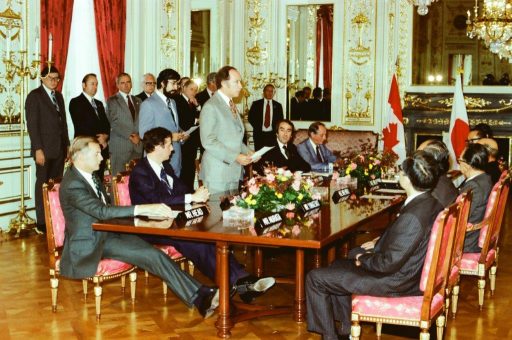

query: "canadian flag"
(382, 74), (406, 164)
(445, 73), (469, 167)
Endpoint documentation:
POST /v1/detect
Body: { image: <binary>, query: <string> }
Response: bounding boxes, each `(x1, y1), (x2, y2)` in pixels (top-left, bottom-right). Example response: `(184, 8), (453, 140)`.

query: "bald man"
(477, 138), (501, 184)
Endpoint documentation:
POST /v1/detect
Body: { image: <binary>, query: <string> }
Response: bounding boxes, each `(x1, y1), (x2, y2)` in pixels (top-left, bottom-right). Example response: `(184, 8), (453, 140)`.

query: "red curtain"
(315, 5), (333, 90)
(93, 0), (126, 99)
(40, 0), (74, 91)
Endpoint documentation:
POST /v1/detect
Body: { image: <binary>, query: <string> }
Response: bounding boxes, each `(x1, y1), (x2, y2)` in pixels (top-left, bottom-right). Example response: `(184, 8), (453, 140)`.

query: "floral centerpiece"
(335, 143), (399, 193)
(235, 167), (319, 213)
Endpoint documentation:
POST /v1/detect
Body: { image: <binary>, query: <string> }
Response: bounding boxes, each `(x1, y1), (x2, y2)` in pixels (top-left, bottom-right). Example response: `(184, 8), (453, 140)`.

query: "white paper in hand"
(184, 125), (199, 135)
(251, 146), (274, 162)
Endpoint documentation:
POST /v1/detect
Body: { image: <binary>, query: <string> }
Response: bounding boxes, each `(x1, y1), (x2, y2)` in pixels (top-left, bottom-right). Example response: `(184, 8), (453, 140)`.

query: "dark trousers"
(141, 236), (248, 286)
(35, 152), (65, 225)
(180, 144), (198, 191)
(103, 233), (201, 307)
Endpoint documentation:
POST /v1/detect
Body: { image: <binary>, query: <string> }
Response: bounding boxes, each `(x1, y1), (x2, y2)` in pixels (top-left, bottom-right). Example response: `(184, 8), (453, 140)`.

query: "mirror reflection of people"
(306, 151), (443, 339)
(290, 90), (305, 120)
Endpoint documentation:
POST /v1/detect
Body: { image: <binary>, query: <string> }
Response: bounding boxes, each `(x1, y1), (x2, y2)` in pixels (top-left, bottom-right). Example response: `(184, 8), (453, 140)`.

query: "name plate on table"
(255, 213), (283, 235)
(298, 199), (321, 214)
(369, 179), (380, 191)
(176, 206), (209, 223)
(379, 178), (401, 189)
(332, 188), (351, 203)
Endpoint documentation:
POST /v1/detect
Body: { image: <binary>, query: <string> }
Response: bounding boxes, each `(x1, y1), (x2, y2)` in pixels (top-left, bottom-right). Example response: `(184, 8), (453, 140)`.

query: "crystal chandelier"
(408, 0), (439, 16)
(466, 0), (512, 55)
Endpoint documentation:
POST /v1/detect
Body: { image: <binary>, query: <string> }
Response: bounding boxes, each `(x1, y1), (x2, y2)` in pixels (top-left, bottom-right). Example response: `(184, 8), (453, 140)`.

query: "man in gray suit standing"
(199, 66), (256, 194)
(26, 66), (70, 232)
(106, 73), (143, 176)
(59, 136), (219, 319)
(139, 68), (187, 177)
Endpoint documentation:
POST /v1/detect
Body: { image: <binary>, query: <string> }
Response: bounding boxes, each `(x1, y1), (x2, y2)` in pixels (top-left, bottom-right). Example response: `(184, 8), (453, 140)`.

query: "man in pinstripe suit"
(306, 151), (443, 339)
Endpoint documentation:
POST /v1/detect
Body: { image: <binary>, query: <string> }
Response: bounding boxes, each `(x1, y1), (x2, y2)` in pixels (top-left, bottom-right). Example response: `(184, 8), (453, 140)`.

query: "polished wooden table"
(93, 195), (403, 338)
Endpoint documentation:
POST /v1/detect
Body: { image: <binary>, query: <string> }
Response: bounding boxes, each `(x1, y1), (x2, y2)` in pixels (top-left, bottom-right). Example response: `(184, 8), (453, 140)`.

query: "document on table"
(361, 194), (398, 200)
(375, 188), (406, 194)
(251, 146), (274, 161)
(184, 125), (199, 135)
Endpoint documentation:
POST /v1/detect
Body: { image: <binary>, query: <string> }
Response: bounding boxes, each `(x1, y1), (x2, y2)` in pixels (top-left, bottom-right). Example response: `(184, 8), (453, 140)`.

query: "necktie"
(283, 145), (290, 159)
(51, 91), (60, 112)
(91, 98), (99, 116)
(127, 95), (136, 120)
(188, 98), (195, 109)
(166, 98), (177, 124)
(316, 145), (324, 163)
(229, 99), (238, 118)
(160, 167), (173, 195)
(264, 100), (271, 128)
(92, 174), (103, 201)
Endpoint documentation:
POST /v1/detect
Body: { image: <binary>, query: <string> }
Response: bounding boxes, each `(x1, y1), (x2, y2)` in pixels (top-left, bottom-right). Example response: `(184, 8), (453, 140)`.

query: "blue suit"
(139, 93), (182, 176)
(296, 139), (337, 172)
(129, 157), (248, 286)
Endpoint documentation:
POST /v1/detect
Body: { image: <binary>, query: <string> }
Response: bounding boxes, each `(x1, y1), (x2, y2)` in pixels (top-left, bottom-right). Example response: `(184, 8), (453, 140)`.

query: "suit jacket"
(175, 94), (201, 152)
(255, 138), (311, 174)
(431, 174), (458, 208)
(248, 99), (284, 149)
(129, 157), (190, 205)
(25, 85), (70, 159)
(136, 91), (150, 102)
(69, 93), (110, 138)
(106, 93), (143, 174)
(138, 93), (182, 176)
(199, 93), (250, 191)
(196, 88), (212, 107)
(296, 139), (337, 172)
(59, 166), (134, 278)
(350, 192), (444, 296)
(485, 161), (502, 185)
(290, 97), (302, 120)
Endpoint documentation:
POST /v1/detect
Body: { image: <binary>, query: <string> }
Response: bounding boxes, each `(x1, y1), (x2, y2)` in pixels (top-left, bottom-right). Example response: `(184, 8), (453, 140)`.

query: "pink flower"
(276, 168), (285, 175)
(332, 172), (340, 180)
(248, 178), (256, 186)
(285, 203), (296, 211)
(292, 225), (301, 236)
(306, 178), (315, 187)
(292, 180), (301, 191)
(350, 163), (357, 170)
(370, 174), (376, 179)
(266, 173), (276, 182)
(359, 155), (365, 162)
(284, 170), (293, 177)
(374, 159), (381, 165)
(241, 192), (247, 198)
(312, 193), (322, 201)
(294, 171), (302, 179)
(248, 185), (260, 195)
(286, 211), (295, 219)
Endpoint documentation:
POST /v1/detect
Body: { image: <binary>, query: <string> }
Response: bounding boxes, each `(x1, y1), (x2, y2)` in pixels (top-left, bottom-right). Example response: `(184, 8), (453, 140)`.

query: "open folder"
(251, 146), (274, 161)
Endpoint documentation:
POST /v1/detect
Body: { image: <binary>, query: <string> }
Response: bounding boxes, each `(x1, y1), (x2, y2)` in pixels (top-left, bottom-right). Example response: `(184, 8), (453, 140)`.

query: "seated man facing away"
(417, 139), (458, 207)
(477, 137), (501, 185)
(129, 127), (275, 303)
(306, 151), (443, 340)
(59, 136), (219, 319)
(297, 121), (338, 173)
(255, 119), (311, 174)
(458, 143), (493, 253)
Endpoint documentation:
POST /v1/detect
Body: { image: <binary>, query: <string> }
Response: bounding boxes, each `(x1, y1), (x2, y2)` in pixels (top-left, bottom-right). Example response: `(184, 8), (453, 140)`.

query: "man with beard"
(139, 68), (188, 176)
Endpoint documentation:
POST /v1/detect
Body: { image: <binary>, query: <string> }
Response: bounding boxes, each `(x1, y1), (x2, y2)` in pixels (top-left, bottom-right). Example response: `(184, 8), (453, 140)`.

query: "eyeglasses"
(47, 76), (60, 82)
(145, 82), (156, 86)
(466, 137), (481, 144)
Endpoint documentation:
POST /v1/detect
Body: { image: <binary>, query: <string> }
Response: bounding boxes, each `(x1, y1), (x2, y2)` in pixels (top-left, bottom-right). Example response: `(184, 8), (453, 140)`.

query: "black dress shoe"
(193, 286), (219, 319)
(235, 275), (275, 304)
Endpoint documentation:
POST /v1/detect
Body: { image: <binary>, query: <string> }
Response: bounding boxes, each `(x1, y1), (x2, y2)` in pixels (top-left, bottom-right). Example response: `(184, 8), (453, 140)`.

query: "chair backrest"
(43, 178), (65, 269)
(112, 171), (131, 206)
(476, 176), (505, 249)
(448, 191), (472, 281)
(419, 204), (458, 318)
(479, 175), (510, 256)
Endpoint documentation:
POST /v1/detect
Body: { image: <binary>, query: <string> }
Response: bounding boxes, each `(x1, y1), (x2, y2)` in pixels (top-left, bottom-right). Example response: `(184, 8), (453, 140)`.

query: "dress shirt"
(277, 140), (288, 159)
(309, 139), (329, 165)
(216, 89), (233, 108)
(75, 166), (107, 205)
(42, 84), (57, 103)
(147, 157), (191, 203)
(261, 99), (273, 132)
(207, 89), (214, 97)
(403, 191), (426, 207)
(154, 90), (178, 123)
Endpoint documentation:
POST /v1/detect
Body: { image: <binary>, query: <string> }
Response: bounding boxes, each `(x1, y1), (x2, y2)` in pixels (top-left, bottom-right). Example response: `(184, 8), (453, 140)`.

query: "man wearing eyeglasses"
(26, 66), (70, 233)
(136, 73), (157, 102)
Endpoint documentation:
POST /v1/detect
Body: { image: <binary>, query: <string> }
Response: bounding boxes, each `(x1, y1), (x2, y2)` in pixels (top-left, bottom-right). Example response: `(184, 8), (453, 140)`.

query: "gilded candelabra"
(1, 0), (43, 236)
(251, 72), (286, 90)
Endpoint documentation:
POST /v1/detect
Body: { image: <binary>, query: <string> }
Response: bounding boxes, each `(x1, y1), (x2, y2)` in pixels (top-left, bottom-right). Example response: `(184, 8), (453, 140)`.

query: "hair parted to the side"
(142, 127), (173, 154)
(69, 136), (99, 162)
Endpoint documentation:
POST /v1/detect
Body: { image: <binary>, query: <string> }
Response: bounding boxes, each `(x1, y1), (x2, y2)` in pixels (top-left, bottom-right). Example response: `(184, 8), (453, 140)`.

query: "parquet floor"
(0, 198), (510, 339)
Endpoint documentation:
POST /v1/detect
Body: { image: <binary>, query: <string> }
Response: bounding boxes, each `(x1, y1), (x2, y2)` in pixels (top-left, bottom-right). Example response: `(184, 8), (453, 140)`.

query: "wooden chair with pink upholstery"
(458, 171), (510, 311)
(43, 178), (137, 320)
(350, 203), (459, 340)
(111, 172), (195, 298)
(444, 191), (472, 320)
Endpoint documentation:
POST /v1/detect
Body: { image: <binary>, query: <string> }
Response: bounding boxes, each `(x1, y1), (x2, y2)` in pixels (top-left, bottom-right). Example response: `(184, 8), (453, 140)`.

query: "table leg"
(255, 247), (263, 278)
(313, 250), (321, 268)
(294, 249), (305, 323)
(327, 246), (336, 265)
(215, 242), (233, 338)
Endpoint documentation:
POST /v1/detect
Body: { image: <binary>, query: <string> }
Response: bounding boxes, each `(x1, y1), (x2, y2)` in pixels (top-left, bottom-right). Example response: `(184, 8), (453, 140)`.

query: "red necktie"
(264, 100), (271, 128)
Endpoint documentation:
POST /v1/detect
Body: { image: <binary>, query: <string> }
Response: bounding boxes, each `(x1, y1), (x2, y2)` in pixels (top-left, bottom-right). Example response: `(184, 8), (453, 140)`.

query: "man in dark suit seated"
(129, 127), (275, 303)
(59, 136), (219, 319)
(306, 151), (443, 339)
(458, 143), (493, 252)
(196, 72), (217, 107)
(477, 138), (502, 185)
(255, 119), (310, 174)
(69, 73), (110, 181)
(417, 139), (458, 207)
(297, 121), (338, 173)
(248, 84), (284, 151)
(135, 73), (156, 102)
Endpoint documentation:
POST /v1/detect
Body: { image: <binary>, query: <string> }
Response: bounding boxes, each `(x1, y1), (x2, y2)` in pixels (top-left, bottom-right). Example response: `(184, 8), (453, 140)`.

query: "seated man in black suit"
(458, 143), (493, 252)
(477, 138), (502, 185)
(59, 136), (218, 319)
(306, 151), (443, 339)
(255, 119), (310, 174)
(129, 127), (275, 303)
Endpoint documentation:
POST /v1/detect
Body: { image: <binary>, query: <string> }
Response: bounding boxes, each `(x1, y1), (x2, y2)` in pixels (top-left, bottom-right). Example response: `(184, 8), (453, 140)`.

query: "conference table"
(93, 193), (403, 338)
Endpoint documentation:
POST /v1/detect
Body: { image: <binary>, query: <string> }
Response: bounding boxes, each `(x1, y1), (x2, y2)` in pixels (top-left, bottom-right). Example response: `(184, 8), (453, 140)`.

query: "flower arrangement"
(235, 167), (319, 213)
(335, 143), (399, 192)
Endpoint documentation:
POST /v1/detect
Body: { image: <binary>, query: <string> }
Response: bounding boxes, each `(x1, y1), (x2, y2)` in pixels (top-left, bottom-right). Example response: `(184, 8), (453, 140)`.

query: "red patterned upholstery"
(47, 183), (65, 248)
(156, 244), (184, 260)
(460, 250), (497, 271)
(293, 129), (378, 157)
(477, 183), (499, 248)
(112, 172), (131, 206)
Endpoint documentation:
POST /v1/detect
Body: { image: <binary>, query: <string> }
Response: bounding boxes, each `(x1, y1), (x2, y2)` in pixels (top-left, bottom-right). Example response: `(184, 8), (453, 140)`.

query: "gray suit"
(106, 93), (143, 176)
(58, 166), (201, 307)
(199, 93), (250, 194)
(138, 93), (182, 176)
